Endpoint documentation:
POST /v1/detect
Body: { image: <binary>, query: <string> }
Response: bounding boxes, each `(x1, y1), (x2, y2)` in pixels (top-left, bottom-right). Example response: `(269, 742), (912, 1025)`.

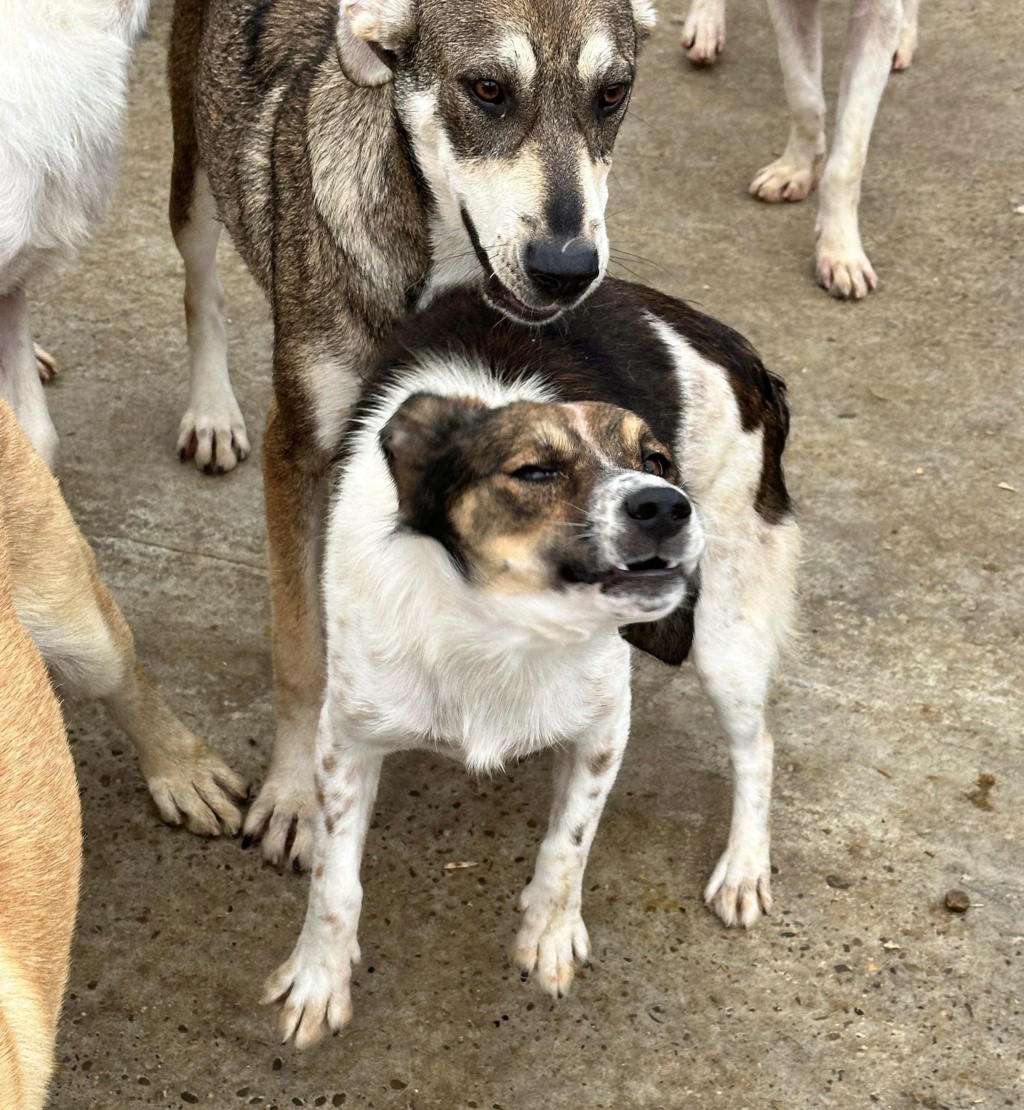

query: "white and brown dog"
(680, 0), (921, 298)
(263, 278), (799, 1048)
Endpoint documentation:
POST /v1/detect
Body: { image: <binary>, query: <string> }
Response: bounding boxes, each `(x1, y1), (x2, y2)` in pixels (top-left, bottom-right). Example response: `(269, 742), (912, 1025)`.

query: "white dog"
(681, 0), (921, 298)
(0, 0), (150, 467)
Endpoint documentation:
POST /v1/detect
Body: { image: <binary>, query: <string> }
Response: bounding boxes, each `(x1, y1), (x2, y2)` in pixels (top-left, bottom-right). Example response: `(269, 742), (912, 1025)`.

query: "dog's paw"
(242, 771), (316, 870)
(262, 937), (358, 1049)
(681, 0), (725, 65)
(177, 396), (250, 474)
(815, 238), (878, 299)
(892, 20), (918, 71)
(34, 345), (59, 382)
(142, 736), (249, 837)
(512, 886), (590, 998)
(750, 159), (817, 204)
(704, 844), (772, 928)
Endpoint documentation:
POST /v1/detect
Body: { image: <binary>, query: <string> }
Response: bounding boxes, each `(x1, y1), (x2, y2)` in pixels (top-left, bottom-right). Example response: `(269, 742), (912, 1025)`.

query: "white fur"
(263, 355), (700, 1047)
(742, 0), (912, 297)
(0, 0), (149, 461)
(647, 314), (799, 927)
(0, 937), (52, 1110)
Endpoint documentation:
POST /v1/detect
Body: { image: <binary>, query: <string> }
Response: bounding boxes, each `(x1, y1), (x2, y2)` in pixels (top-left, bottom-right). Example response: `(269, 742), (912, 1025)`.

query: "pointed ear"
(379, 393), (487, 519)
(631, 0), (658, 40)
(337, 0), (415, 87)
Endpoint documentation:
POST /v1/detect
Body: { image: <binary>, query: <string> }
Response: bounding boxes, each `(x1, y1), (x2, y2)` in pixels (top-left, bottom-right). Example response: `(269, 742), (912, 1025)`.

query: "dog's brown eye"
(643, 453), (670, 478)
(599, 83), (629, 114)
(470, 78), (505, 107)
(510, 464), (559, 482)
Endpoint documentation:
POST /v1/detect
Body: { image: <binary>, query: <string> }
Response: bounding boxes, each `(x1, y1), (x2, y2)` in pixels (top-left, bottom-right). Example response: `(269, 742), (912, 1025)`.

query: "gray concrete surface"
(30, 0), (1022, 1106)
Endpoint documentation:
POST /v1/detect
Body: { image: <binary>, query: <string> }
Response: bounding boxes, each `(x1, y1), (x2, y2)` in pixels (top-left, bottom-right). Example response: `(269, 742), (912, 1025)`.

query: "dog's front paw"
(815, 235), (878, 299)
(177, 394), (250, 474)
(242, 771), (316, 870)
(750, 158), (818, 203)
(262, 937), (359, 1049)
(681, 0), (725, 65)
(704, 843), (772, 928)
(141, 733), (249, 837)
(512, 886), (590, 998)
(34, 345), (59, 382)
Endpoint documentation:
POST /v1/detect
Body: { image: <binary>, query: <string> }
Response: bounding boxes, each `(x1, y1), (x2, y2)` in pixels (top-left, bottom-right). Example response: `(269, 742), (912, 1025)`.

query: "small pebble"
(944, 889), (970, 913)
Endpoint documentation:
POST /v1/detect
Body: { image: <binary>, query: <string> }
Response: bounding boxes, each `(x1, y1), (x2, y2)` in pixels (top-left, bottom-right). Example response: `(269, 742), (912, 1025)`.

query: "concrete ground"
(31, 0), (1021, 1106)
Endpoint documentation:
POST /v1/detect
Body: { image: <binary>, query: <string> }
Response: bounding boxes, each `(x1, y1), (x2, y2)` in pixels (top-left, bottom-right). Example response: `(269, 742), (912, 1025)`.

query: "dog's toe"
(705, 845), (772, 929)
(750, 160), (817, 204)
(681, 0), (725, 65)
(264, 945), (356, 1049)
(142, 736), (248, 838)
(513, 887), (590, 998)
(243, 774), (316, 869)
(177, 401), (250, 474)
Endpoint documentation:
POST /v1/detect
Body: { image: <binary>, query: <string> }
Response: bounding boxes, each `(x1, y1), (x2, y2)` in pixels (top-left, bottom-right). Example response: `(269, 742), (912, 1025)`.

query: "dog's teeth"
(665, 560), (680, 570)
(615, 564), (630, 572)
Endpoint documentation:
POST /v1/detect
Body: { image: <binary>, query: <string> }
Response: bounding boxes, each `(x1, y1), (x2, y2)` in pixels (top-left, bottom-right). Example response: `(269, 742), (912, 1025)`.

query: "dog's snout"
(526, 240), (600, 301)
(624, 485), (692, 540)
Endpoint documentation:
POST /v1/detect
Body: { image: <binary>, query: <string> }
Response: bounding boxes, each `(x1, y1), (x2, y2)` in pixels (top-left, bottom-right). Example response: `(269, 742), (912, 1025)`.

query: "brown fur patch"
(587, 749), (616, 777)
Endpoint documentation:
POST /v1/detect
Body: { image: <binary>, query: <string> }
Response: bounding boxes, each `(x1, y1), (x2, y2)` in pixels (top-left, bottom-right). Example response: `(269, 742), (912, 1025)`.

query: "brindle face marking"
(381, 394), (702, 619)
(341, 0), (654, 324)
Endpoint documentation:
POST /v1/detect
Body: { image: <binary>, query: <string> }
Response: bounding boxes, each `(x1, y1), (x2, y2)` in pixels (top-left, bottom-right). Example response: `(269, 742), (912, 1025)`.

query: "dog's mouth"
(460, 207), (563, 326)
(482, 272), (562, 325)
(562, 555), (687, 594)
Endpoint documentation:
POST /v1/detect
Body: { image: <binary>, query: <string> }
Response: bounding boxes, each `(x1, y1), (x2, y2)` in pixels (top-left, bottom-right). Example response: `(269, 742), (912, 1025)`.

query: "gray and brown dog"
(168, 0), (657, 869)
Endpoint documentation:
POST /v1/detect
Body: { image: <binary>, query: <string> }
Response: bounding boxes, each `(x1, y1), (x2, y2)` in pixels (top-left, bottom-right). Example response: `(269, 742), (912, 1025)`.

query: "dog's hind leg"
(815, 0), (901, 298)
(241, 395), (327, 871)
(681, 0), (726, 66)
(750, 0), (826, 204)
(513, 665), (632, 997)
(168, 2), (249, 474)
(0, 401), (248, 836)
(691, 516), (800, 929)
(0, 290), (58, 470)
(892, 0), (919, 70)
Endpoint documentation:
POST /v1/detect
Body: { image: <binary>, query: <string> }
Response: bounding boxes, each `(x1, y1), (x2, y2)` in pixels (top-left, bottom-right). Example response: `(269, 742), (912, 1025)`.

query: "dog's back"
(0, 423), (82, 1110)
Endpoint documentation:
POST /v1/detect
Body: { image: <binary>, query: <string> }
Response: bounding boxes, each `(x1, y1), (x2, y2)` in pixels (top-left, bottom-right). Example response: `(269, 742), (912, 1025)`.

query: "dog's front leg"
(263, 705), (383, 1049)
(0, 289), (59, 470)
(242, 394), (328, 869)
(513, 669), (631, 998)
(750, 0), (827, 204)
(815, 0), (902, 297)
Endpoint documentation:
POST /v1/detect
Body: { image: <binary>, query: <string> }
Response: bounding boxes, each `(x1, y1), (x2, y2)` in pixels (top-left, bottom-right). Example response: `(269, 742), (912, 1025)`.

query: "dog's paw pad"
(704, 847), (772, 928)
(243, 775), (316, 870)
(177, 402), (250, 474)
(749, 159), (817, 204)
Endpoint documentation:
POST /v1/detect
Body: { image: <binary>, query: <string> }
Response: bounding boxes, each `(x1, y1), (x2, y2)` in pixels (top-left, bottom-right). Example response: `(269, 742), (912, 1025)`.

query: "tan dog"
(0, 397), (248, 828)
(0, 474), (80, 1109)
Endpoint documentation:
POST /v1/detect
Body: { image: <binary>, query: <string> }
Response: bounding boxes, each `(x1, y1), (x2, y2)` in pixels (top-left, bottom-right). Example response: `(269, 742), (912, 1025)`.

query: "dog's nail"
(241, 834), (253, 849)
(178, 447), (186, 461)
(292, 857), (302, 872)
(520, 970), (530, 983)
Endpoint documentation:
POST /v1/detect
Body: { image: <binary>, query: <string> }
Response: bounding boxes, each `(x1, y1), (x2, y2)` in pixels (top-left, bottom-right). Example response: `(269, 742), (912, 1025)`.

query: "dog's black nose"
(526, 240), (600, 301)
(624, 485), (691, 541)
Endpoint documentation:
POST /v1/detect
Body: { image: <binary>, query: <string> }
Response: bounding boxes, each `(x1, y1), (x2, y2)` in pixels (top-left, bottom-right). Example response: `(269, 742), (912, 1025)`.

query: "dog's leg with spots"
(815, 0), (902, 298)
(692, 517), (799, 928)
(681, 0), (726, 66)
(262, 703), (384, 1049)
(750, 0), (826, 205)
(513, 661), (631, 997)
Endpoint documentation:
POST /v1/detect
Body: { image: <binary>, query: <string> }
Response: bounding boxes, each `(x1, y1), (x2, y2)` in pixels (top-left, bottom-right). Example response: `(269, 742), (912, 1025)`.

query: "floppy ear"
(631, 0), (658, 40)
(379, 393), (487, 520)
(337, 0), (415, 87)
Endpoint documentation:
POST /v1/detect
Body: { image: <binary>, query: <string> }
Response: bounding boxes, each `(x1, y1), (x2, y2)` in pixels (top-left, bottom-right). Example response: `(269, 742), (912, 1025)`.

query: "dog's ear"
(380, 393), (488, 520)
(631, 0), (658, 41)
(337, 0), (414, 87)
